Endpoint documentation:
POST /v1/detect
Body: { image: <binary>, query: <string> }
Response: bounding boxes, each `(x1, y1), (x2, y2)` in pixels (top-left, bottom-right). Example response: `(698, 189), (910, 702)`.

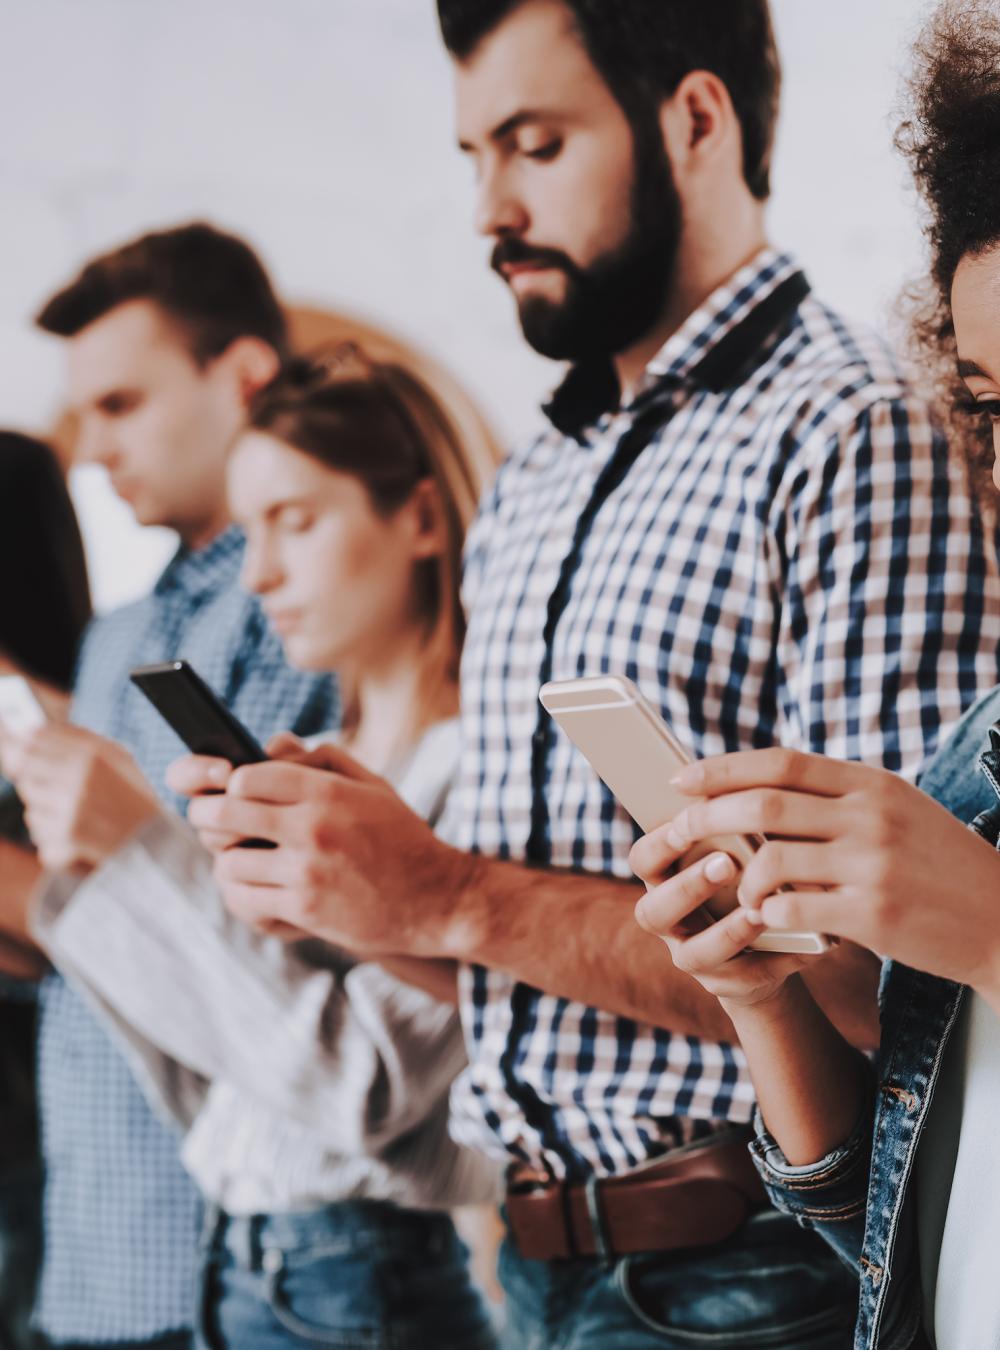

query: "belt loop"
(584, 1175), (614, 1266)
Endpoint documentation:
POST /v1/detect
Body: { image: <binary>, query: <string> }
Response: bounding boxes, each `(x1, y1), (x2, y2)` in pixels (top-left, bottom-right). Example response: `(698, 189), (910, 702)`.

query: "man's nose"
(474, 168), (529, 239)
(74, 418), (117, 468)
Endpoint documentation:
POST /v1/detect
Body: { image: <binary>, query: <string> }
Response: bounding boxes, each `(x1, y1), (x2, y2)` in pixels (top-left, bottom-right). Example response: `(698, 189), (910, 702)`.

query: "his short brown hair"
(36, 221), (288, 363)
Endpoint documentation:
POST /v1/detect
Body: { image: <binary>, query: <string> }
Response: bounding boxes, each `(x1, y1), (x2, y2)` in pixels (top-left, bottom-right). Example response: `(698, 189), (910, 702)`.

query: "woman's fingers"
(758, 890), (846, 939)
(673, 748), (867, 800)
(737, 841), (843, 907)
(669, 789), (845, 848)
(668, 902), (768, 972)
(635, 852), (738, 935)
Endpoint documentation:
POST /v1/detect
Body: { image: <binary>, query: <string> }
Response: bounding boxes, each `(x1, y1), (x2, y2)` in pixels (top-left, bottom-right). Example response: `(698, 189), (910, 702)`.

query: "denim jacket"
(749, 685), (1000, 1350)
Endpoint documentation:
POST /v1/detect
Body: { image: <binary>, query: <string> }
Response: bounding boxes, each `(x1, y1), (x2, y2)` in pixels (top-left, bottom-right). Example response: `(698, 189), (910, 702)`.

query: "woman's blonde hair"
(247, 343), (499, 729)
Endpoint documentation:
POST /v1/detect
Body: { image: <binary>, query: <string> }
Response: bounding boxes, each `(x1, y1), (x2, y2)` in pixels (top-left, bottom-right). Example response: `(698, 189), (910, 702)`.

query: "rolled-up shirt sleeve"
(32, 812), (468, 1158)
(748, 1092), (875, 1274)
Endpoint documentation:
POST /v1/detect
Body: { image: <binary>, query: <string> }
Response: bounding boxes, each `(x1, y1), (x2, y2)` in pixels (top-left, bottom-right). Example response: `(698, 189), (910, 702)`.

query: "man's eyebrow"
(458, 109), (553, 152)
(958, 357), (990, 378)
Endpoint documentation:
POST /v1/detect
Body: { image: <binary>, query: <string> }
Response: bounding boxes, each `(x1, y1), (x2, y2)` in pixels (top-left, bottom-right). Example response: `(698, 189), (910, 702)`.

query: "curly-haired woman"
(628, 6), (1000, 1349)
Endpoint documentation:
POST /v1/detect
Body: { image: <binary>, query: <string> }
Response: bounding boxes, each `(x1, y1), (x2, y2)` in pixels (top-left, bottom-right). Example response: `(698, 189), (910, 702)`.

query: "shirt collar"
(543, 247), (810, 441)
(153, 524), (245, 602)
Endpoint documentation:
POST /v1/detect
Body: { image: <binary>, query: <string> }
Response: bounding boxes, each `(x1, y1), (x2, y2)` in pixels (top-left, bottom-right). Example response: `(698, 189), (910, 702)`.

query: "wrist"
(431, 845), (490, 962)
(974, 934), (1000, 1019)
(719, 973), (806, 1030)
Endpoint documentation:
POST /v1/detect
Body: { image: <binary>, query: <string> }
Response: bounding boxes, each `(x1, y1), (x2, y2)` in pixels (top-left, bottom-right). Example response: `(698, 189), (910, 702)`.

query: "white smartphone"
(0, 676), (47, 736)
(538, 674), (830, 956)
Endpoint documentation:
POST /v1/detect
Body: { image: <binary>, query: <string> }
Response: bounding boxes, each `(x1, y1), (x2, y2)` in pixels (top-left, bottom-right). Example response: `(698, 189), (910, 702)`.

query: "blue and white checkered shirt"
(445, 248), (1000, 1181)
(35, 526), (336, 1344)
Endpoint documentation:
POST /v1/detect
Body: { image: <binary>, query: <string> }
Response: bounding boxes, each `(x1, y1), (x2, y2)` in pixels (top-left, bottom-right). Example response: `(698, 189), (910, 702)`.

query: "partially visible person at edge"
(628, 7), (1000, 1350)
(0, 225), (335, 1350)
(166, 2), (1000, 1345)
(4, 349), (503, 1349)
(0, 431), (92, 1350)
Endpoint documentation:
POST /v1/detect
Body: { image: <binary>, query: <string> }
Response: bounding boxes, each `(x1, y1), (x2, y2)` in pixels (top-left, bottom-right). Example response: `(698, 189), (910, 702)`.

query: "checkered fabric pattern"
(445, 248), (1000, 1181)
(34, 526), (336, 1344)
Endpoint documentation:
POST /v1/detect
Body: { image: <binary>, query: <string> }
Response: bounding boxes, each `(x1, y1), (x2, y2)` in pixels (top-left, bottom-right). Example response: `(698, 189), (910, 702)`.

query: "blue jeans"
(499, 1208), (856, 1349)
(195, 1201), (499, 1349)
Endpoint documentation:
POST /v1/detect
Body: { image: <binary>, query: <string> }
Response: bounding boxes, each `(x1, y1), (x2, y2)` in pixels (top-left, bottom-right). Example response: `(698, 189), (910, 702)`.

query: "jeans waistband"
(201, 1199), (456, 1270)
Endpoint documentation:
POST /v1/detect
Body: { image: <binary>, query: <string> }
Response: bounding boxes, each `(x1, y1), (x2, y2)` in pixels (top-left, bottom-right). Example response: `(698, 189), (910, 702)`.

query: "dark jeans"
(195, 1200), (499, 1349)
(0, 1161), (42, 1350)
(499, 1207), (857, 1349)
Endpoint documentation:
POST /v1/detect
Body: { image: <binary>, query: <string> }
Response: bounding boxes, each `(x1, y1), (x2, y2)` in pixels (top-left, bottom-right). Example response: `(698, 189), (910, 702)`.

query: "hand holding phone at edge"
(632, 746), (1000, 1015)
(1, 723), (160, 874)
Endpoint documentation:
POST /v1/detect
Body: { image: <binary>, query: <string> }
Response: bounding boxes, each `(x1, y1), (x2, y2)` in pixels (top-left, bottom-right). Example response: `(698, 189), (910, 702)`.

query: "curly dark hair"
(896, 1), (1000, 482)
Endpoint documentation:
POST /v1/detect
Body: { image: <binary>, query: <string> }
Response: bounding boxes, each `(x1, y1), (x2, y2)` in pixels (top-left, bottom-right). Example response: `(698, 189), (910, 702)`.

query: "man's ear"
(215, 336), (282, 407)
(407, 478), (448, 560)
(659, 70), (739, 188)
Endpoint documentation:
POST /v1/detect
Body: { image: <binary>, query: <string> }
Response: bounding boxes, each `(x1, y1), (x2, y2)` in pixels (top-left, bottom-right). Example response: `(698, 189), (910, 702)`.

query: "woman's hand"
(0, 724), (159, 872)
(630, 838), (809, 1012)
(657, 747), (1000, 1002)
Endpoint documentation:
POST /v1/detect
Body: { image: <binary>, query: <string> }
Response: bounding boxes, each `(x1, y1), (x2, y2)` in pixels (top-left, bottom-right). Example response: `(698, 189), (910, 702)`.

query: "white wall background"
(0, 0), (931, 611)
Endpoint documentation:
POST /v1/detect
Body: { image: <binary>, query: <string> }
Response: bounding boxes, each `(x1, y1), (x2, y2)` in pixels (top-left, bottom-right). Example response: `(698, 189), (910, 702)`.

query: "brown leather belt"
(505, 1126), (767, 1262)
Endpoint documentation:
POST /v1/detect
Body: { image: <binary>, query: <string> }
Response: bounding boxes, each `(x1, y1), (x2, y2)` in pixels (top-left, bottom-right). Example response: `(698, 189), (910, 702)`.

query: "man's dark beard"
(491, 128), (681, 363)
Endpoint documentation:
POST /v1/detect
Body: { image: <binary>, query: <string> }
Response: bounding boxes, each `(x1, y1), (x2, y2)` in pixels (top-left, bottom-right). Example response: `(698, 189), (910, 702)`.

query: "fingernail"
(209, 763), (229, 785)
(743, 907), (766, 926)
(704, 853), (735, 883)
(666, 811), (688, 847)
(670, 763), (704, 792)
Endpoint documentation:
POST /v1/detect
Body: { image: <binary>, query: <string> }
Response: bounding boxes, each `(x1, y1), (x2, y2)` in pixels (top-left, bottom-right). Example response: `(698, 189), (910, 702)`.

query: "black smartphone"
(130, 661), (274, 848)
(129, 661), (267, 765)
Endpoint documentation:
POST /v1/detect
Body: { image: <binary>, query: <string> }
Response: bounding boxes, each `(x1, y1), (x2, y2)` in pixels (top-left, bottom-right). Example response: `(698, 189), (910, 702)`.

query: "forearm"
(724, 975), (869, 1165)
(797, 940), (881, 1051)
(438, 857), (736, 1041)
(0, 838), (43, 946)
(40, 817), (466, 1151)
(434, 855), (878, 1047)
(0, 934), (48, 981)
(379, 957), (459, 1006)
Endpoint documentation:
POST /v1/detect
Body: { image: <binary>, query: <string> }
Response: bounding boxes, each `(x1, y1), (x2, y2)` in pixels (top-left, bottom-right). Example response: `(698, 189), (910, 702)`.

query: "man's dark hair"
(437, 0), (781, 200)
(896, 1), (1000, 483)
(36, 221), (288, 363)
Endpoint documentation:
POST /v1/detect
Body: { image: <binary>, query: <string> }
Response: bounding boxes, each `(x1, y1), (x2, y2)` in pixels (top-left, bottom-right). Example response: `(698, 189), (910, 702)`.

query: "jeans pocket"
(264, 1242), (387, 1348)
(613, 1213), (857, 1348)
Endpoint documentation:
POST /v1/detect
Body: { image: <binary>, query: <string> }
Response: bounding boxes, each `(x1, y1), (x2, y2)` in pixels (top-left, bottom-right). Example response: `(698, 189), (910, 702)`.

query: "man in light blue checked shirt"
(175, 2), (1000, 1346)
(0, 224), (335, 1350)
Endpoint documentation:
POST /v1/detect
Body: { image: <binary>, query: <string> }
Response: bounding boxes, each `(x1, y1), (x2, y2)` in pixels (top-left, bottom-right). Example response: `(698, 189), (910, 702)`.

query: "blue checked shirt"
(35, 526), (336, 1344)
(444, 248), (1000, 1181)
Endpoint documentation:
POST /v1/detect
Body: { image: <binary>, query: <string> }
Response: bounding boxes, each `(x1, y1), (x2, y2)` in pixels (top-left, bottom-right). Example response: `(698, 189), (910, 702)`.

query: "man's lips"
(501, 261), (566, 294)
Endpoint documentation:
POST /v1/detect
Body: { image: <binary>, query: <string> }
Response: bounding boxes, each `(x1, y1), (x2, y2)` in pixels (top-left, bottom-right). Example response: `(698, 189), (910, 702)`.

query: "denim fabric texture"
(750, 683), (1000, 1350)
(56, 1336), (193, 1350)
(497, 1207), (856, 1349)
(195, 1201), (499, 1350)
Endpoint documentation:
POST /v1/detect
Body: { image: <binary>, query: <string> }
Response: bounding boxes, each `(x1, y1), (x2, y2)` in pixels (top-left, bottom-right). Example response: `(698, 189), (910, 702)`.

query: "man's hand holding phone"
(169, 740), (469, 955)
(167, 732), (320, 853)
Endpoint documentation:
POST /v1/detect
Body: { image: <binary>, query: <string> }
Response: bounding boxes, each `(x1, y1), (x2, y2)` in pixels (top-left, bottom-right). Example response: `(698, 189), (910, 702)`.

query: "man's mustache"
(490, 238), (577, 278)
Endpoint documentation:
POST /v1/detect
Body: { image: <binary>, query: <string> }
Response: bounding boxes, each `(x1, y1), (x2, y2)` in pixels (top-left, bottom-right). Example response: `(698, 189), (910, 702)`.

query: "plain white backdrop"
(0, 0), (931, 610)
